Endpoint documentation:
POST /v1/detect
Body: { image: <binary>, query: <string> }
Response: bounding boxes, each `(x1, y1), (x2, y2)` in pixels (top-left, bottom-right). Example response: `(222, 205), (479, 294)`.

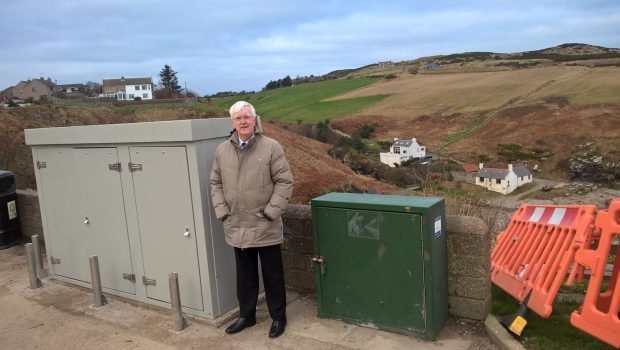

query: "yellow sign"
(509, 316), (527, 336)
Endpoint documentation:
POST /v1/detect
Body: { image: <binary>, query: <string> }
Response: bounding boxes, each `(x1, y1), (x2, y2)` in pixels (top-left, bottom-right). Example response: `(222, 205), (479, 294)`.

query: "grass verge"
(492, 284), (612, 349)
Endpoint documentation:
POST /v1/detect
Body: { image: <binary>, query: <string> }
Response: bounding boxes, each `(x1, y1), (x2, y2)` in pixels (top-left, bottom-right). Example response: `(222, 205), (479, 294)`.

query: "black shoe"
(225, 317), (256, 334)
(268, 318), (287, 338)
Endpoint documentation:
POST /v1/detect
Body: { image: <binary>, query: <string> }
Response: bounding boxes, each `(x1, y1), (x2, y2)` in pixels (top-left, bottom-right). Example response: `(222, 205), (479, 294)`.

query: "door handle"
(310, 256), (326, 274)
(84, 217), (89, 224)
(183, 227), (190, 238)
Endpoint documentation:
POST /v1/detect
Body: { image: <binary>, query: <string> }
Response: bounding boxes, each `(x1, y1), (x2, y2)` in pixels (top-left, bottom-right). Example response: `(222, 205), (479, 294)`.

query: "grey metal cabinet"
(25, 119), (236, 319)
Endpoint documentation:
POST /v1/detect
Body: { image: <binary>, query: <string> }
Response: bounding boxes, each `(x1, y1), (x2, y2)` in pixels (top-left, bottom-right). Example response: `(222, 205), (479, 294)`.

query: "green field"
(211, 77), (389, 122)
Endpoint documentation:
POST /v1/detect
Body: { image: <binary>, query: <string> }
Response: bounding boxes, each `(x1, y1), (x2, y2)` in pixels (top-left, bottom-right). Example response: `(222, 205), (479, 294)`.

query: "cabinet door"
(315, 208), (426, 332)
(129, 146), (203, 311)
(36, 148), (134, 294)
(73, 148), (135, 294)
(36, 148), (87, 282)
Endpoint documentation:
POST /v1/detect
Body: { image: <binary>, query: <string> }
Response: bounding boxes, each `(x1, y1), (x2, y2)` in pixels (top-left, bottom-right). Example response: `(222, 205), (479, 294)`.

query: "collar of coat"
(227, 129), (261, 149)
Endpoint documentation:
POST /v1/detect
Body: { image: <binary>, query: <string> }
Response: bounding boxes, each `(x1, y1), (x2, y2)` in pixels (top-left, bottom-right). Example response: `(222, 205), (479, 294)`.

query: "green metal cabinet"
(311, 193), (448, 340)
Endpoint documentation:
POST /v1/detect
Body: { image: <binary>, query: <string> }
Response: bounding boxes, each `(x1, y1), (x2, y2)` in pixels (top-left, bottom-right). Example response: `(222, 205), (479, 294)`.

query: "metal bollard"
(89, 256), (107, 308)
(31, 235), (48, 278)
(169, 272), (187, 331)
(25, 243), (42, 289)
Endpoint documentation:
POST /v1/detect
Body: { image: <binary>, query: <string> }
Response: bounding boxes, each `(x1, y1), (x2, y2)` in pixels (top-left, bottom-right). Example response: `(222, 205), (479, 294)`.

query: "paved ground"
(0, 245), (497, 350)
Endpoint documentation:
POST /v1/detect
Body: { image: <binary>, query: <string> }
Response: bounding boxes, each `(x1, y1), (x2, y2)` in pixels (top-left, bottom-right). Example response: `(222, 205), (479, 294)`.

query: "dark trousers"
(234, 244), (286, 321)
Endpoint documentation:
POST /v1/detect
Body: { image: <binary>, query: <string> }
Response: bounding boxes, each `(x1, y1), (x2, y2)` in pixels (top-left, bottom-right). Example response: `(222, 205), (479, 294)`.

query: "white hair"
(229, 101), (256, 119)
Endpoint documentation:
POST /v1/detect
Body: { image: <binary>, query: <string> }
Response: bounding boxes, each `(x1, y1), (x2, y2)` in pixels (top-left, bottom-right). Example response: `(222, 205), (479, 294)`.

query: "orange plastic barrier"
(571, 199), (620, 348)
(491, 203), (597, 318)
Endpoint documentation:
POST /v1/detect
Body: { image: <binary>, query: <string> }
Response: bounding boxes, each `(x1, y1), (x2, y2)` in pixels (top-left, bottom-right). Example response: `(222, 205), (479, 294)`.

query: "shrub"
(316, 121), (330, 142)
(385, 74), (397, 80)
(354, 123), (376, 139)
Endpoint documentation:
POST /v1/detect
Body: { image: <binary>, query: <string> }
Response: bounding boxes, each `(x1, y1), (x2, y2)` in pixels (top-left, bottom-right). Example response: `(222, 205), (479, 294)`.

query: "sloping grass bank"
(211, 77), (389, 123)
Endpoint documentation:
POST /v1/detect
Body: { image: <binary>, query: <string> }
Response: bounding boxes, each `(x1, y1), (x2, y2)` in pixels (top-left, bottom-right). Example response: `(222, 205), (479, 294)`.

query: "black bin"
(0, 171), (20, 249)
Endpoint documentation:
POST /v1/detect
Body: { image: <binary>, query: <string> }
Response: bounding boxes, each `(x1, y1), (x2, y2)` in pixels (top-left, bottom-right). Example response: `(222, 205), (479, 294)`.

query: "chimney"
(393, 137), (398, 141)
(508, 164), (513, 172)
(479, 163), (484, 169)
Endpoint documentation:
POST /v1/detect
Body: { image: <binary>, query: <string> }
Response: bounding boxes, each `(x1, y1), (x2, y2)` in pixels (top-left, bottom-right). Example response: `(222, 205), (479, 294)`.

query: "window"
(128, 94), (134, 99)
(142, 85), (148, 90)
(135, 85), (140, 90)
(393, 146), (400, 154)
(403, 150), (407, 154)
(479, 177), (484, 182)
(143, 93), (148, 98)
(495, 179), (501, 184)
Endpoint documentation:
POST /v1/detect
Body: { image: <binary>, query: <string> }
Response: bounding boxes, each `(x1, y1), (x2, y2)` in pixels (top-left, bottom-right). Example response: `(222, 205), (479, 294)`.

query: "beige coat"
(210, 131), (294, 248)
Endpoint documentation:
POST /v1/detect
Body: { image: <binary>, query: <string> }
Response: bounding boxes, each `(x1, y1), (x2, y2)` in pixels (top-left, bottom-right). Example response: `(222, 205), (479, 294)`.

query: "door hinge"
(50, 256), (60, 264)
(142, 276), (156, 286)
(123, 273), (136, 283)
(37, 161), (47, 169)
(128, 162), (143, 172)
(108, 162), (122, 172)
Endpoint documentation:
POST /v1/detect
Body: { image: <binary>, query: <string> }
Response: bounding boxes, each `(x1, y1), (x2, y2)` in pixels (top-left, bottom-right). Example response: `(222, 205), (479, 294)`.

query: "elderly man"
(210, 101), (294, 338)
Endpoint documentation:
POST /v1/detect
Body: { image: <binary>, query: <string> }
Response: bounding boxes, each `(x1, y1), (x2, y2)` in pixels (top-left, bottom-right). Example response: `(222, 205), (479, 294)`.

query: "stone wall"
(15, 191), (492, 320)
(446, 215), (491, 320)
(16, 190), (43, 241)
(281, 204), (315, 292)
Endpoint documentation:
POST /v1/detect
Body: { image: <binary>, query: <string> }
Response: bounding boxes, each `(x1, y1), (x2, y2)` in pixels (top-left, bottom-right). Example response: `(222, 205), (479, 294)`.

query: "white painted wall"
(379, 138), (426, 167)
(475, 164), (533, 195)
(125, 84), (153, 100)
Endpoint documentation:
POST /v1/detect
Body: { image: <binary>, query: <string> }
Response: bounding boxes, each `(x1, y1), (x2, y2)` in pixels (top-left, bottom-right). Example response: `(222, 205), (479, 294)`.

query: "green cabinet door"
(315, 207), (426, 333)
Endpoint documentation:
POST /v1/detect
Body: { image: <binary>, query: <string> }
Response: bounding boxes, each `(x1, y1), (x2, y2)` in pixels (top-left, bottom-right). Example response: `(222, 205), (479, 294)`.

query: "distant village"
(380, 137), (533, 195)
(0, 76), (157, 104)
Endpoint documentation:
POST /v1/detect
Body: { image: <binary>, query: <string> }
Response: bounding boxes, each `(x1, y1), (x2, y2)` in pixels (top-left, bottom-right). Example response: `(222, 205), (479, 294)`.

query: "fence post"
(169, 272), (186, 331)
(31, 235), (48, 278)
(89, 256), (107, 308)
(25, 243), (42, 289)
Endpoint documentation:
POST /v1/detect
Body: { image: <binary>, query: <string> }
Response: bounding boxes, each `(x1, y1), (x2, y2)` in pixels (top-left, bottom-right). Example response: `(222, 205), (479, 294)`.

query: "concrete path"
(0, 245), (497, 350)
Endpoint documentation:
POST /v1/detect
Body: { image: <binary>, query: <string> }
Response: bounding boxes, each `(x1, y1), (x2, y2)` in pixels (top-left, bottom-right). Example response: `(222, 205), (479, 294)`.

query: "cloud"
(0, 1), (619, 94)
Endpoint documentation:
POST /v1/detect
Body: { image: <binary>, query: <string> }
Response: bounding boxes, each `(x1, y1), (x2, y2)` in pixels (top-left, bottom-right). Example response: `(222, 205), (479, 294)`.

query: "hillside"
(325, 64), (620, 180)
(0, 106), (396, 203)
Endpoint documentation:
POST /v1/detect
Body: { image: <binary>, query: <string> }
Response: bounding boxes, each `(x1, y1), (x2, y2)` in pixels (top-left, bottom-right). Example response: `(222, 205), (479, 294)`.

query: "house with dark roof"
(475, 163), (533, 194)
(12, 78), (57, 101)
(0, 86), (14, 102)
(100, 76), (153, 100)
(57, 83), (86, 96)
(380, 137), (427, 167)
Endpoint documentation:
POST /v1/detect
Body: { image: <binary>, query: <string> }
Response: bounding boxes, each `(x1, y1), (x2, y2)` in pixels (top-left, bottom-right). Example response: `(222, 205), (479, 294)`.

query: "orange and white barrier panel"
(571, 199), (620, 348)
(491, 203), (597, 318)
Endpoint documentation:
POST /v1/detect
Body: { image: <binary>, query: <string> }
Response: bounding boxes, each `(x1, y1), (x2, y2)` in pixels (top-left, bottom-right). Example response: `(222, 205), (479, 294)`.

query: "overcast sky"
(1, 0), (619, 95)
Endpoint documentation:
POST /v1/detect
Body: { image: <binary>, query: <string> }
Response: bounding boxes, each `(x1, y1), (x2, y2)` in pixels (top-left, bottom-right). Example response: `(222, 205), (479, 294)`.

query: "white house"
(99, 77), (153, 100)
(475, 163), (533, 195)
(380, 137), (426, 167)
